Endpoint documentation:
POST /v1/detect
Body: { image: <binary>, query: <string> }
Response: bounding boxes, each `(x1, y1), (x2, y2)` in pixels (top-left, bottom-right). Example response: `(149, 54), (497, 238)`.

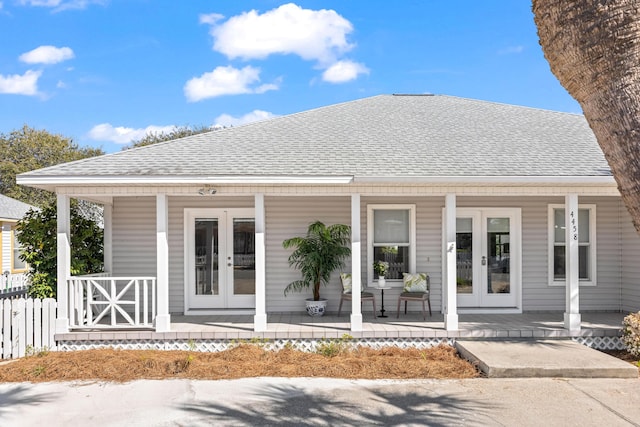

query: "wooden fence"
(0, 298), (57, 359)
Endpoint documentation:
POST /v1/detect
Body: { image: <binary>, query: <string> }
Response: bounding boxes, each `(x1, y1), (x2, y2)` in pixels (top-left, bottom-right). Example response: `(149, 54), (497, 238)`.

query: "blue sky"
(0, 1), (580, 153)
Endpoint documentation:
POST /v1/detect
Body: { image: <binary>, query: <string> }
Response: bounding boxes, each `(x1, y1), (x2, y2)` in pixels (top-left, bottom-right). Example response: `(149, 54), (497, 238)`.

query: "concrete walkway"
(1, 377), (639, 426)
(456, 339), (639, 378)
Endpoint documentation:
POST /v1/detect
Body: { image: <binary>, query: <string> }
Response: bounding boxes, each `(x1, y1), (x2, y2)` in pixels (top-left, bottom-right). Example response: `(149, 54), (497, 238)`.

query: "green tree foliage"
(0, 125), (104, 207)
(16, 204), (104, 298)
(124, 125), (215, 149)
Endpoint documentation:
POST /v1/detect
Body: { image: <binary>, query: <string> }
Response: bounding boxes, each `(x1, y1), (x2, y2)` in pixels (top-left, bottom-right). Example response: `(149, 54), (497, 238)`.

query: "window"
(367, 204), (416, 283)
(12, 227), (26, 272)
(548, 204), (596, 286)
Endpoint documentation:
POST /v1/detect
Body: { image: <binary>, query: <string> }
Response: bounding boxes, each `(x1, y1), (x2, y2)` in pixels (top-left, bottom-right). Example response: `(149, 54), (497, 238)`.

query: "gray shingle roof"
(18, 95), (610, 182)
(0, 194), (34, 220)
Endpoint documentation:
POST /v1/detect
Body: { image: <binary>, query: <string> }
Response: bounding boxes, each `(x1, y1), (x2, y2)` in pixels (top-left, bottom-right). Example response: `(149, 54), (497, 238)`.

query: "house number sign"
(570, 210), (578, 241)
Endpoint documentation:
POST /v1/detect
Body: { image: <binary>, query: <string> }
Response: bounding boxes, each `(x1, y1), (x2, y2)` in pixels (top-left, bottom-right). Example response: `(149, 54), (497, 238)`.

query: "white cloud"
(19, 0), (61, 5)
(18, 0), (106, 11)
(199, 13), (223, 25)
(214, 110), (276, 127)
(0, 70), (41, 95)
(498, 45), (525, 55)
(322, 60), (369, 83)
(19, 45), (74, 64)
(87, 123), (177, 145)
(206, 3), (354, 64)
(184, 65), (278, 102)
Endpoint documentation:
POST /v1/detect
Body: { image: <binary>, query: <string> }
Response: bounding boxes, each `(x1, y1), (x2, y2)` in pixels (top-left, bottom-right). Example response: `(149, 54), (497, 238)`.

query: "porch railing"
(0, 273), (29, 299)
(67, 274), (156, 329)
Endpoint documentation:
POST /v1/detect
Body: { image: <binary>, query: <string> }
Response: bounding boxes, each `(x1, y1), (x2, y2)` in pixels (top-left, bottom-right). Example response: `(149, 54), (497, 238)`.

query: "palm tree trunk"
(533, 0), (640, 234)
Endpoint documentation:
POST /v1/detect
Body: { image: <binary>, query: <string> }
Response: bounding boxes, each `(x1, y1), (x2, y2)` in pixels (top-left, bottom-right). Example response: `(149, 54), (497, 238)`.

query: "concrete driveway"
(1, 377), (639, 426)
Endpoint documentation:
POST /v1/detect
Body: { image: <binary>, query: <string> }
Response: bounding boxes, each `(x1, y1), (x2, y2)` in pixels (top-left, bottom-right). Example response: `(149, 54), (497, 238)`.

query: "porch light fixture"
(198, 186), (217, 196)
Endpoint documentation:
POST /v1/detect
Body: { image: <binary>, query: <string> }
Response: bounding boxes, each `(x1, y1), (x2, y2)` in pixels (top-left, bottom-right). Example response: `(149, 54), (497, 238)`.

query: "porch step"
(455, 339), (638, 379)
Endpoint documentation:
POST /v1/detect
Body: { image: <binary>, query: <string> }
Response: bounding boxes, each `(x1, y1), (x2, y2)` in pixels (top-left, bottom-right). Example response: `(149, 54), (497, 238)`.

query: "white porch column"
(254, 193), (268, 332)
(155, 193), (171, 332)
(56, 194), (70, 334)
(103, 202), (113, 274)
(564, 193), (581, 331)
(350, 193), (363, 331)
(444, 193), (458, 331)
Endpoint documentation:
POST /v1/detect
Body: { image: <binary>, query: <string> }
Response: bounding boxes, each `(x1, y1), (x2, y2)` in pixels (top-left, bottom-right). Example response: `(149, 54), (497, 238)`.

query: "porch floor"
(57, 312), (626, 342)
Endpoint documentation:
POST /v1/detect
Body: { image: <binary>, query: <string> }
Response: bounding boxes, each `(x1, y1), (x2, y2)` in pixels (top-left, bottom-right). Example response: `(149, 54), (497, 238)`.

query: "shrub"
(17, 203), (103, 299)
(622, 311), (640, 357)
(316, 334), (354, 357)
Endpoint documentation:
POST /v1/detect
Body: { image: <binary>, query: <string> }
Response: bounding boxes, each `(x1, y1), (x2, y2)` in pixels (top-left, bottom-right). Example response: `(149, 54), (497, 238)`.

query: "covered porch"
(54, 189), (611, 335)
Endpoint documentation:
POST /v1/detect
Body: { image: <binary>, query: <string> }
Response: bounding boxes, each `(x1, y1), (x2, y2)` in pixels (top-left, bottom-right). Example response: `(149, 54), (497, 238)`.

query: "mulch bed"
(0, 344), (479, 383)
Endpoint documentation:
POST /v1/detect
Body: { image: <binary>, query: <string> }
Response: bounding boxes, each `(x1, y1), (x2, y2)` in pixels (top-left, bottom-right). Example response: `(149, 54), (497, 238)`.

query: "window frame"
(10, 225), (27, 273)
(547, 204), (596, 287)
(367, 204), (416, 287)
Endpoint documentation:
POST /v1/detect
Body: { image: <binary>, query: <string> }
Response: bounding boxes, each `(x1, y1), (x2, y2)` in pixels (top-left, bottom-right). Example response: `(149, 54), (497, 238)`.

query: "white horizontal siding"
(266, 196), (352, 313)
(360, 197), (443, 314)
(621, 203), (640, 312)
(111, 194), (628, 316)
(458, 196), (623, 311)
(458, 196), (562, 311)
(581, 197), (622, 311)
(268, 196), (443, 314)
(112, 197), (156, 279)
(1, 224), (11, 272)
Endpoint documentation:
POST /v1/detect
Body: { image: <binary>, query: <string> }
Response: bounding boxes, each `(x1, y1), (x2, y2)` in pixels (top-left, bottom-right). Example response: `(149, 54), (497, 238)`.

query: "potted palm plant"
(283, 220), (351, 316)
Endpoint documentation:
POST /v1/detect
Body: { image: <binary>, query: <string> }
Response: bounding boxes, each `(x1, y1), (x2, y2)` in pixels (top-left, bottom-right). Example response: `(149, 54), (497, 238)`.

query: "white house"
(0, 194), (33, 289)
(16, 94), (640, 337)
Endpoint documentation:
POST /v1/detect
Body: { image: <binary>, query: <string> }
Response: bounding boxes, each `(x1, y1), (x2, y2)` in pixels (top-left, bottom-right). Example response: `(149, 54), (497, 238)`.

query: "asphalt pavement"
(1, 377), (639, 426)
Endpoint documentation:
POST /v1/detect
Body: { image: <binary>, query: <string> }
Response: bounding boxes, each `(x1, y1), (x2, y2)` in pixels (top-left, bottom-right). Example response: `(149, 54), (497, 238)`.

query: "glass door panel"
(232, 218), (256, 296)
(486, 217), (510, 295)
(456, 218), (473, 295)
(195, 219), (219, 296)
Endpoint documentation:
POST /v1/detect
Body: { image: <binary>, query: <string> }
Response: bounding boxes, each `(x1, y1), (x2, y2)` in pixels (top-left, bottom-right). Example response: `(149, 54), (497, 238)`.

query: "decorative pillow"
(340, 273), (352, 293)
(403, 273), (428, 293)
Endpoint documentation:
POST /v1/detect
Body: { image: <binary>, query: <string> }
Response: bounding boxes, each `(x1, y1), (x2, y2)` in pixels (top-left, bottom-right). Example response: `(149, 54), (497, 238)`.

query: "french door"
(455, 208), (521, 309)
(185, 208), (256, 310)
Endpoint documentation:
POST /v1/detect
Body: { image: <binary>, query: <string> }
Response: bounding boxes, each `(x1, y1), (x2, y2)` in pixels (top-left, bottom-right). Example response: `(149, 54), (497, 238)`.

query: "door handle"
(481, 256), (487, 266)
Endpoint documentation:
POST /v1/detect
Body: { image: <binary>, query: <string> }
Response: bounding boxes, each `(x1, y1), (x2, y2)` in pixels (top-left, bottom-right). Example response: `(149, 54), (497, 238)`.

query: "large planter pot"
(305, 298), (327, 317)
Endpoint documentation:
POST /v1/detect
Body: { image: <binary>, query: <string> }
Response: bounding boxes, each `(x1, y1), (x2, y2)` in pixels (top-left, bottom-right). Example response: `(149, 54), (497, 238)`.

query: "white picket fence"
(0, 273), (30, 299)
(0, 298), (57, 359)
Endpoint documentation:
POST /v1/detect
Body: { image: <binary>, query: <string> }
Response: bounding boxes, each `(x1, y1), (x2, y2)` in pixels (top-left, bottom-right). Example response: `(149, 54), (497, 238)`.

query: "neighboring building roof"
(0, 194), (34, 221)
(17, 94), (611, 187)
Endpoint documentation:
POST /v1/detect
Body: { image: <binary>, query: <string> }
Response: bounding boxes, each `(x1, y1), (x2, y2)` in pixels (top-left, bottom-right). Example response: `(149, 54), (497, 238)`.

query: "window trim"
(10, 225), (27, 274)
(367, 204), (416, 287)
(548, 204), (596, 287)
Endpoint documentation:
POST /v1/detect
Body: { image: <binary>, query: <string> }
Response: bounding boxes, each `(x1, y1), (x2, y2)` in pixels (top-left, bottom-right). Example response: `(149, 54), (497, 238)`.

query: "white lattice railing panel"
(67, 275), (156, 329)
(573, 336), (625, 350)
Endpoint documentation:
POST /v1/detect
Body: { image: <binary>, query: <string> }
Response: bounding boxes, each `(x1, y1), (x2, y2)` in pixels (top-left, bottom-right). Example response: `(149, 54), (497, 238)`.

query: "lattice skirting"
(56, 336), (623, 352)
(572, 336), (625, 350)
(57, 337), (452, 352)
